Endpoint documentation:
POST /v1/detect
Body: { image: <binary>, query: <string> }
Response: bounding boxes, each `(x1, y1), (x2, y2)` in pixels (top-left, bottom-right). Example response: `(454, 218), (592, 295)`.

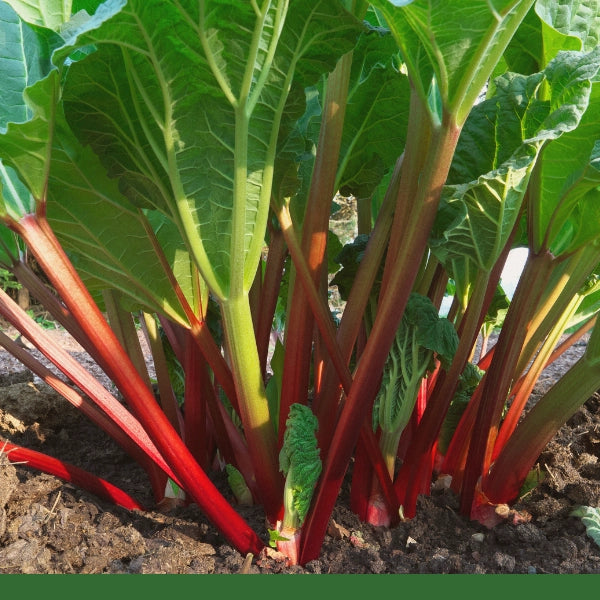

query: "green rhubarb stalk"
(141, 313), (183, 435)
(492, 292), (582, 458)
(226, 464), (254, 507)
(221, 294), (281, 520)
(102, 289), (169, 501)
(102, 289), (153, 393)
(494, 269), (600, 459)
(517, 244), (600, 376)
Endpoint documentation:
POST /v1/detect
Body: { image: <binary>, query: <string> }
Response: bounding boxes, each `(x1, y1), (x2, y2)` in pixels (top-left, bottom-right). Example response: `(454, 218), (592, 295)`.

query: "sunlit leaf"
(59, 0), (361, 299)
(369, 0), (536, 122)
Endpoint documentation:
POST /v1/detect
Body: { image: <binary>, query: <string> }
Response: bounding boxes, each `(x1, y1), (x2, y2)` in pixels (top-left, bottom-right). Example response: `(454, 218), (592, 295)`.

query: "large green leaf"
(274, 23), (410, 221)
(0, 72), (60, 204)
(0, 1), (55, 218)
(45, 134), (196, 324)
(489, 0), (600, 94)
(536, 0), (600, 58)
(429, 49), (600, 281)
(59, 0), (361, 300)
(0, 2), (54, 129)
(0, 1), (124, 214)
(0, 4), (196, 323)
(336, 24), (409, 200)
(531, 82), (600, 255)
(5, 0), (72, 30)
(369, 0), (535, 123)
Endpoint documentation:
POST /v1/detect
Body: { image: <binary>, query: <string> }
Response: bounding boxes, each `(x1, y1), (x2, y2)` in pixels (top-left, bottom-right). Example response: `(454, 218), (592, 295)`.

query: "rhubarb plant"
(1, 0), (600, 568)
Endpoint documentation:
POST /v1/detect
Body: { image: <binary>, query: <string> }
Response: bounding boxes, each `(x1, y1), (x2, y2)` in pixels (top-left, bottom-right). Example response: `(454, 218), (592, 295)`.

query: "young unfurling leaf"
(374, 293), (458, 437)
(279, 403), (322, 530)
(372, 293), (458, 481)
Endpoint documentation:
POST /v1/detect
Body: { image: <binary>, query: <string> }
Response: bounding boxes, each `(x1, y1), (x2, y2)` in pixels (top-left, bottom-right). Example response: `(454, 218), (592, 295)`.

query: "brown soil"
(1, 326), (600, 574)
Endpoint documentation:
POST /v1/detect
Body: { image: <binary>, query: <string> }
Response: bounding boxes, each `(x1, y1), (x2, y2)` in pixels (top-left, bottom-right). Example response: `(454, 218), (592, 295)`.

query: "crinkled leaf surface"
(429, 49), (600, 280)
(375, 293), (458, 434)
(279, 403), (321, 525)
(536, 0), (600, 59)
(59, 0), (361, 299)
(570, 505), (600, 547)
(491, 0), (600, 88)
(531, 82), (600, 255)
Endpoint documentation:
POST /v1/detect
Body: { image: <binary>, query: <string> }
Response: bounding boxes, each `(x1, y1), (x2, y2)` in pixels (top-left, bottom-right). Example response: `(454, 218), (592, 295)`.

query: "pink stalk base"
(276, 526), (301, 566)
(366, 493), (392, 527)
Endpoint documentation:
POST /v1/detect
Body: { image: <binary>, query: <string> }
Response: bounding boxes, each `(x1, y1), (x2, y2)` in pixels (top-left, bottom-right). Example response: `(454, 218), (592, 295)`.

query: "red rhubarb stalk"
(12, 213), (264, 556)
(1, 441), (145, 511)
(300, 106), (461, 564)
(278, 53), (352, 444)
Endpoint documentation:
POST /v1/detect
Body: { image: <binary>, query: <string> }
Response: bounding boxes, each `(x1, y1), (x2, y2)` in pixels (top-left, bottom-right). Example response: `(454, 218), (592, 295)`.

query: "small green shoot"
(268, 529), (290, 549)
(226, 464), (253, 506)
(570, 506), (600, 548)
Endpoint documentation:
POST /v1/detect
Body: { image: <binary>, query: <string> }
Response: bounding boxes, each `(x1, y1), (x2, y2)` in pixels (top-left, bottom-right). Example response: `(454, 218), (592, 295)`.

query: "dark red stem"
(459, 251), (554, 516)
(278, 52), (352, 444)
(11, 213), (264, 556)
(300, 107), (461, 564)
(2, 441), (145, 511)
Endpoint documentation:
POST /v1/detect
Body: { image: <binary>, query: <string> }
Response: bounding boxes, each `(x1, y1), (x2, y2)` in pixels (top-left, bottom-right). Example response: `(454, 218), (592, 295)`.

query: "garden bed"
(1, 326), (600, 574)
